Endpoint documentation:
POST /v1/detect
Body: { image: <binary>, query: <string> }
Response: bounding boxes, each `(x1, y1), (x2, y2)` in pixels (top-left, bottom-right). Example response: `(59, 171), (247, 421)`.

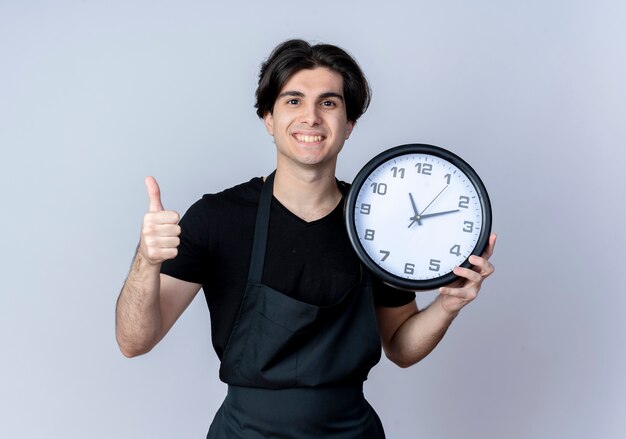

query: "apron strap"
(247, 171), (275, 284)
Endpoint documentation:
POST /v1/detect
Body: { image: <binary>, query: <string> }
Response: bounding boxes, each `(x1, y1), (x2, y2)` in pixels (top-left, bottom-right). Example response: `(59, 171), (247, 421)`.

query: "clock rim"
(344, 143), (492, 291)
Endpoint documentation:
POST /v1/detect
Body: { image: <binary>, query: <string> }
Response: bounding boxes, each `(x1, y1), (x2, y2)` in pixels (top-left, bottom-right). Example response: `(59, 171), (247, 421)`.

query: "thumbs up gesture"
(140, 176), (181, 265)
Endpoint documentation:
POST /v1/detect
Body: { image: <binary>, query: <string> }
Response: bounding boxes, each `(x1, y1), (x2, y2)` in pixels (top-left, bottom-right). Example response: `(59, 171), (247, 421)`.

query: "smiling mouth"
(293, 133), (324, 143)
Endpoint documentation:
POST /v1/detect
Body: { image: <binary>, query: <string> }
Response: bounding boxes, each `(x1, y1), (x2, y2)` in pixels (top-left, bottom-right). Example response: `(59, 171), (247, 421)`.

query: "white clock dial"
(346, 144), (491, 290)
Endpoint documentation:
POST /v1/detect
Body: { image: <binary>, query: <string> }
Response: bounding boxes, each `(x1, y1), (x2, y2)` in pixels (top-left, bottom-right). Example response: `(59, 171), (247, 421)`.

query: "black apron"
(207, 172), (385, 438)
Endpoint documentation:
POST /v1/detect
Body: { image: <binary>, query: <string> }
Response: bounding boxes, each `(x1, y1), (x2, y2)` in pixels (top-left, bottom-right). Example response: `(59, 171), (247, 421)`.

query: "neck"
(271, 161), (342, 222)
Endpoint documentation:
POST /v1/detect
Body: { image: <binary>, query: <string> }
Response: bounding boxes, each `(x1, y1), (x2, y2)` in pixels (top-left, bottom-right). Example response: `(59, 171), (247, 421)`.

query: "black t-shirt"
(161, 177), (415, 359)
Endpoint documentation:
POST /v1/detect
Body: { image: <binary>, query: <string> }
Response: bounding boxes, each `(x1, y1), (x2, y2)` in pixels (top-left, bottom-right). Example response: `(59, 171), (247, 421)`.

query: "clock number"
(360, 203), (371, 215)
(370, 182), (387, 195)
(404, 263), (415, 275)
(429, 259), (441, 272)
(415, 163), (432, 175)
(379, 250), (390, 261)
(444, 173), (451, 184)
(364, 229), (375, 241)
(463, 221), (474, 233)
(449, 244), (461, 256)
(391, 167), (405, 178)
(458, 196), (470, 209)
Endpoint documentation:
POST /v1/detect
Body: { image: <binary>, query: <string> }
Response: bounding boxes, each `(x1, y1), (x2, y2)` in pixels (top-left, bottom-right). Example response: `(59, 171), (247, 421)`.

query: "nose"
(300, 102), (321, 126)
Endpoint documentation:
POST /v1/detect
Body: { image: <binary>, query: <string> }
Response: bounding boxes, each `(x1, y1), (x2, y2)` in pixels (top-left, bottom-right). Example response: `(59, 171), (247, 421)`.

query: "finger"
(453, 266), (482, 284)
(158, 224), (181, 237)
(467, 255), (495, 277)
(145, 176), (164, 212)
(144, 211), (181, 226)
(145, 245), (178, 262)
(144, 236), (180, 249)
(142, 223), (181, 240)
(482, 233), (497, 259)
(439, 284), (478, 302)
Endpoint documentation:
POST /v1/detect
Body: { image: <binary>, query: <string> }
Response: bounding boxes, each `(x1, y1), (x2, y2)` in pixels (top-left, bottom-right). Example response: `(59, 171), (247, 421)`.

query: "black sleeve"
(372, 275), (416, 307)
(160, 198), (211, 285)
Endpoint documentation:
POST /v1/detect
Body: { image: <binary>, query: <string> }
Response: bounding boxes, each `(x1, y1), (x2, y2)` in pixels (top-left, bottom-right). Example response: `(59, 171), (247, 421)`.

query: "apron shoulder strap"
(247, 171), (275, 284)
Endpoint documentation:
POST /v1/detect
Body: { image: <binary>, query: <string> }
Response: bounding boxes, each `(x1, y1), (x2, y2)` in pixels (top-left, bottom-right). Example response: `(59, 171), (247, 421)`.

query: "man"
(116, 39), (496, 438)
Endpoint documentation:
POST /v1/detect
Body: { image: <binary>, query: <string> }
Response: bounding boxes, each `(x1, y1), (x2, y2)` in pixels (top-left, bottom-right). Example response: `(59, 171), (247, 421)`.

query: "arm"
(115, 259), (201, 357)
(115, 177), (202, 358)
(377, 233), (497, 368)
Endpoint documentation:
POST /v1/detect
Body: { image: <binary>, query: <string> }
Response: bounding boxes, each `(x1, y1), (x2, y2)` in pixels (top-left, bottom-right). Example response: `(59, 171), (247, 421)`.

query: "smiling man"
(263, 66), (354, 222)
(115, 39), (496, 438)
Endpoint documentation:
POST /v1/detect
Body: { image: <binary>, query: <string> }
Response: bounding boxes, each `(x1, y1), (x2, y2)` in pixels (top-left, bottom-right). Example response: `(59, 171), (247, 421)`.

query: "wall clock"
(345, 144), (492, 291)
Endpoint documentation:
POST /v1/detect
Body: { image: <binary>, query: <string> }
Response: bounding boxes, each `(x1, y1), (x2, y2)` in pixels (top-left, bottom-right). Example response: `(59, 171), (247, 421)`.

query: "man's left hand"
(438, 233), (497, 314)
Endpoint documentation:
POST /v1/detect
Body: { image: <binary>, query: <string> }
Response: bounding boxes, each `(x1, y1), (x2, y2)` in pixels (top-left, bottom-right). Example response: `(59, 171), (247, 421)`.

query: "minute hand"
(417, 209), (460, 219)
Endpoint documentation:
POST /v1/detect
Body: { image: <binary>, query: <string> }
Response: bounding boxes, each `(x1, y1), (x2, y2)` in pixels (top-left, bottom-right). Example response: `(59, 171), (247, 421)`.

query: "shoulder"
(210, 177), (263, 201)
(191, 177), (263, 213)
(176, 177), (262, 227)
(176, 177), (263, 246)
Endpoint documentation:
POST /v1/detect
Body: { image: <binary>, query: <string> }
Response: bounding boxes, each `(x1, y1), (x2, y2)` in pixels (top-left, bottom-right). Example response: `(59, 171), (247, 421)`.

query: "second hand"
(420, 184), (449, 216)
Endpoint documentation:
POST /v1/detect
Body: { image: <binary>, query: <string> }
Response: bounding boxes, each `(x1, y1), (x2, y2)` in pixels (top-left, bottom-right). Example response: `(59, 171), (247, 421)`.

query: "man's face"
(263, 67), (354, 171)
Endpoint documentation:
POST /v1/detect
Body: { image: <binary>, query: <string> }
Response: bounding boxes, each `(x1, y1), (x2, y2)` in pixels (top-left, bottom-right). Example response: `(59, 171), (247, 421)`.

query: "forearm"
(380, 235), (497, 368)
(115, 250), (164, 357)
(384, 295), (458, 368)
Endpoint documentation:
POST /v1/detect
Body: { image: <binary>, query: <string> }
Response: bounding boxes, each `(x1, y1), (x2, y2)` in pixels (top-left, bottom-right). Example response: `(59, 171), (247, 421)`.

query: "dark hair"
(255, 39), (371, 123)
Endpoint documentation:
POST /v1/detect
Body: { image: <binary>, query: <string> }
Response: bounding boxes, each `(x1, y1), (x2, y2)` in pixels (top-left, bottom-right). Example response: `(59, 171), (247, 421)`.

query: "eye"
(321, 100), (336, 107)
(287, 98), (300, 105)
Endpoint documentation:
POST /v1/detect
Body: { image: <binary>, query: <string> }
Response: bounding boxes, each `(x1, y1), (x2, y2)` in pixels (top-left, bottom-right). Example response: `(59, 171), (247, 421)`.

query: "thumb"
(145, 176), (164, 212)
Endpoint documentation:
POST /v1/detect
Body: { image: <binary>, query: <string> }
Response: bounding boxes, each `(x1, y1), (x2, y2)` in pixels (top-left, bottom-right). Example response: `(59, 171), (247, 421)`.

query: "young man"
(116, 39), (496, 438)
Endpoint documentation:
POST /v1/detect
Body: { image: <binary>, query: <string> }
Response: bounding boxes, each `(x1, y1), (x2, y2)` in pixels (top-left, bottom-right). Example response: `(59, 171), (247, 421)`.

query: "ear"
(263, 112), (274, 136)
(344, 120), (355, 140)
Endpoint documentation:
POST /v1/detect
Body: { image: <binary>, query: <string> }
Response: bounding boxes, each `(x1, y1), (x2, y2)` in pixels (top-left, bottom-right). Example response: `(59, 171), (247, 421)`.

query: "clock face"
(345, 144), (491, 291)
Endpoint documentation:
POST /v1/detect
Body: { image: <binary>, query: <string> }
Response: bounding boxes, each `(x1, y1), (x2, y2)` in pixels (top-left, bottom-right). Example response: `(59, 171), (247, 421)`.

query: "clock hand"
(408, 193), (422, 226)
(418, 209), (460, 219)
(407, 209), (460, 226)
(420, 184), (449, 216)
(408, 185), (453, 228)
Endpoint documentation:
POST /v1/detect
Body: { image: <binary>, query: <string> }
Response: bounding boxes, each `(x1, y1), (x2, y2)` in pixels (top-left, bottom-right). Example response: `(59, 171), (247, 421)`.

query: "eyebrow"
(277, 91), (345, 102)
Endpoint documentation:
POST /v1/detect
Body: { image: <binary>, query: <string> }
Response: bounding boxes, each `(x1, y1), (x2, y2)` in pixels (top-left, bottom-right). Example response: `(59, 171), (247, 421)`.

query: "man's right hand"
(139, 176), (181, 265)
(116, 177), (198, 358)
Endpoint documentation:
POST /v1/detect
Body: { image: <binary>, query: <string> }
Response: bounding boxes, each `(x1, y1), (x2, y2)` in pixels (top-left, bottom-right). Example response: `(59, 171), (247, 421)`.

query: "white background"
(1, 1), (625, 438)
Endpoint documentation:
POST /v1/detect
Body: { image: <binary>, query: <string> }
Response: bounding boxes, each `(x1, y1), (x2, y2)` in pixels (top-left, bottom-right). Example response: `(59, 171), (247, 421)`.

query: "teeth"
(295, 134), (323, 143)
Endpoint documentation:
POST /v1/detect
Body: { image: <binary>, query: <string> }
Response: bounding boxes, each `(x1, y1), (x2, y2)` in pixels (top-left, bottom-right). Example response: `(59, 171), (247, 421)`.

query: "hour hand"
(408, 193), (422, 227)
